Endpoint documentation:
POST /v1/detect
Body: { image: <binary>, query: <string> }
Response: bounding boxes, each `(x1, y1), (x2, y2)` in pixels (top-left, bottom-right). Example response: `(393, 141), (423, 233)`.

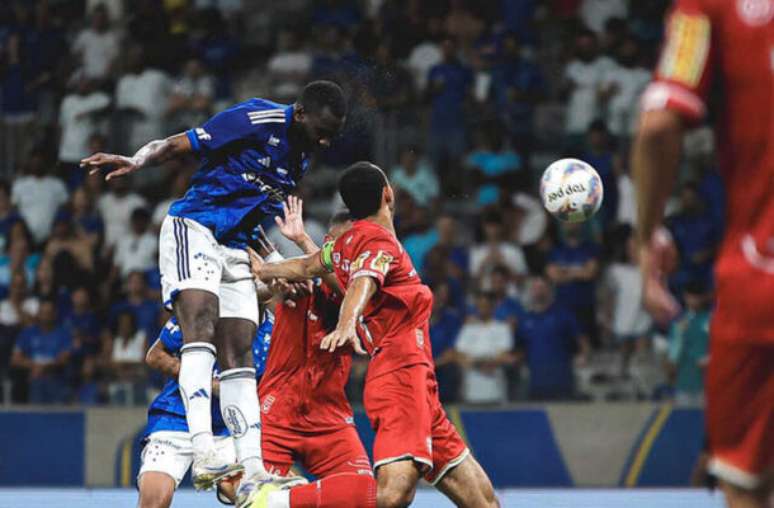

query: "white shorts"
(159, 215), (259, 325)
(138, 431), (236, 488)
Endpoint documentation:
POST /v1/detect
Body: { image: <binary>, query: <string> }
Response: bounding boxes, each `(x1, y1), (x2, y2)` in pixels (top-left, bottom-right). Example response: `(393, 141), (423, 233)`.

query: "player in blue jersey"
(139, 313), (275, 508)
(81, 81), (346, 498)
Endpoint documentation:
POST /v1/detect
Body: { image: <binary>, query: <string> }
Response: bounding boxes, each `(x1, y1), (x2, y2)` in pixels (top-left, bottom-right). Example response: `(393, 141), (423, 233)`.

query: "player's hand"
(275, 196), (306, 243)
(80, 152), (140, 181)
(640, 227), (681, 326)
(320, 323), (367, 355)
(247, 247), (268, 281)
(252, 225), (277, 259)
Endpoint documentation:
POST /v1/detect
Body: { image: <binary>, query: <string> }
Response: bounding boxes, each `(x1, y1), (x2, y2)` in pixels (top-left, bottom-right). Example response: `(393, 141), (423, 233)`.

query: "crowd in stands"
(0, 0), (719, 407)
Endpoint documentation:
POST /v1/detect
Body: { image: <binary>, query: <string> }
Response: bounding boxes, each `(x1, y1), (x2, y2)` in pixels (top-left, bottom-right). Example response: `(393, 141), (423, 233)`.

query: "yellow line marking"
(447, 405), (470, 448)
(121, 438), (132, 487)
(625, 403), (673, 487)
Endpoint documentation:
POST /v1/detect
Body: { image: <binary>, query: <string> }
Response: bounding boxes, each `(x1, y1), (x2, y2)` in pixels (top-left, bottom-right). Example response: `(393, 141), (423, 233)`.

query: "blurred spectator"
(190, 8), (239, 106)
(0, 181), (22, 252)
(616, 161), (637, 226)
(11, 299), (73, 403)
(113, 208), (157, 278)
(70, 186), (104, 248)
(402, 207), (436, 274)
(489, 265), (524, 330)
(312, 0), (362, 30)
(62, 287), (101, 355)
(103, 309), (147, 405)
(423, 214), (469, 283)
(582, 120), (619, 228)
(42, 210), (96, 290)
(109, 271), (159, 338)
(57, 78), (110, 170)
(666, 183), (720, 293)
(455, 291), (514, 404)
(0, 31), (39, 175)
(562, 29), (615, 146)
(167, 57), (215, 130)
(71, 3), (121, 82)
(444, 0), (485, 50)
(0, 271), (38, 329)
(604, 232), (651, 376)
(115, 46), (171, 153)
(426, 37), (472, 176)
(598, 36), (650, 139)
(470, 209), (528, 290)
(371, 41), (415, 113)
(516, 275), (588, 400)
(390, 146), (439, 206)
(98, 177), (148, 250)
(510, 192), (548, 246)
(580, 0), (628, 34)
(488, 33), (544, 166)
(152, 167), (193, 231)
(266, 28), (312, 102)
(546, 222), (601, 347)
(0, 223), (41, 294)
(465, 129), (522, 206)
(11, 152), (69, 245)
(666, 281), (711, 406)
(430, 281), (463, 403)
(406, 17), (443, 92)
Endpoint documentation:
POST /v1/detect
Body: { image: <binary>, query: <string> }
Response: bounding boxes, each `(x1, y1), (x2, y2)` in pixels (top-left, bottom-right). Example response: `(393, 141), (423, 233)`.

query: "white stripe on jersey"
(248, 109), (284, 118)
(250, 118), (286, 125)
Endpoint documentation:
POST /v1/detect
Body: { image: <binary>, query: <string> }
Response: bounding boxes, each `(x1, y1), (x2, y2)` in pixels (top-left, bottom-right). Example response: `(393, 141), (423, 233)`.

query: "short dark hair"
(299, 80), (347, 118)
(338, 162), (387, 219)
(131, 207), (151, 223)
(329, 209), (352, 227)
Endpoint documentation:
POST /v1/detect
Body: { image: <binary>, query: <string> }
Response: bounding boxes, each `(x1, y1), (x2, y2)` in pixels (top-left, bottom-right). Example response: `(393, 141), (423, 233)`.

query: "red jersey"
(258, 284), (354, 433)
(322, 220), (434, 380)
(642, 0), (774, 343)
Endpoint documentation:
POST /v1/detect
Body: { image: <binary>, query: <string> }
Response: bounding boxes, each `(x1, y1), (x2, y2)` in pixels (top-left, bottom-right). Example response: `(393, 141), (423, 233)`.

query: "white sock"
(219, 367), (266, 477)
(267, 490), (290, 508)
(180, 342), (217, 454)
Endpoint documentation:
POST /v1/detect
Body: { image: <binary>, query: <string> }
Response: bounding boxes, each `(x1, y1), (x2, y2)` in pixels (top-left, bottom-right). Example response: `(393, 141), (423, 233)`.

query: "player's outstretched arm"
(275, 196), (318, 255)
(80, 132), (192, 181)
(145, 339), (181, 378)
(319, 276), (374, 355)
(632, 109), (684, 324)
(248, 247), (327, 282)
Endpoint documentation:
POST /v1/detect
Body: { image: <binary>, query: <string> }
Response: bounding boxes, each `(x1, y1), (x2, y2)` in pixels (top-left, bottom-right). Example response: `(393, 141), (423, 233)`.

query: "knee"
(377, 484), (416, 508)
(138, 489), (173, 508)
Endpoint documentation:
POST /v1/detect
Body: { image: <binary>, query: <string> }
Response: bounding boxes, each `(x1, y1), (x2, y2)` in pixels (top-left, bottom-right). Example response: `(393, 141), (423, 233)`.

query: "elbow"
(145, 345), (160, 369)
(637, 110), (683, 145)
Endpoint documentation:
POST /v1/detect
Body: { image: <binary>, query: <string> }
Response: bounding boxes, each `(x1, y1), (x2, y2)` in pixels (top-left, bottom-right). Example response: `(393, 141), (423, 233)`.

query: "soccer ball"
(539, 158), (604, 223)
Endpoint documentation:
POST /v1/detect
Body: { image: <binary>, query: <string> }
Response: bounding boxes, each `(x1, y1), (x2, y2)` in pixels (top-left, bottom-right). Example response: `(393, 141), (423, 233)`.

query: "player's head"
(338, 161), (393, 220)
(293, 80), (347, 151)
(327, 209), (352, 240)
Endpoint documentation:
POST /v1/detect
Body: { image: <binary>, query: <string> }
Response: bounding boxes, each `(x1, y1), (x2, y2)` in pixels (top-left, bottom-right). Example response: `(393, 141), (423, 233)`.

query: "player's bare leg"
(137, 472), (175, 508)
(174, 290), (242, 489)
(375, 460), (422, 508)
(435, 455), (499, 508)
(718, 478), (772, 508)
(216, 317), (268, 507)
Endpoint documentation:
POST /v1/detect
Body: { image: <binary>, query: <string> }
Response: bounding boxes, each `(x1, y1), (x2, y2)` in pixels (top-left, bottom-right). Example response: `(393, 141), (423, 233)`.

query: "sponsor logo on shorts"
(224, 405), (248, 437)
(189, 388), (210, 400)
(416, 329), (424, 349)
(261, 394), (276, 414)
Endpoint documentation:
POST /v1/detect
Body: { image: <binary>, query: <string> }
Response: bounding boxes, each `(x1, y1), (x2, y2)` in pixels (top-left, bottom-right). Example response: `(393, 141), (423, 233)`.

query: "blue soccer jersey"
(144, 315), (273, 437)
(168, 98), (311, 248)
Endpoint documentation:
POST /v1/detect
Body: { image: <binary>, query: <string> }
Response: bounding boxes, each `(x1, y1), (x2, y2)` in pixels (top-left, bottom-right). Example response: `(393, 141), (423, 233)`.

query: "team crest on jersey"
(370, 250), (393, 275)
(333, 252), (341, 265)
(268, 135), (280, 146)
(658, 12), (710, 87)
(737, 0), (774, 25)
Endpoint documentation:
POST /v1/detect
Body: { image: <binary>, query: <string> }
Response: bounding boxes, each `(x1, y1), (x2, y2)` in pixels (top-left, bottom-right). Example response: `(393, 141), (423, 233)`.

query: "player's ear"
(293, 104), (305, 122)
(383, 184), (394, 207)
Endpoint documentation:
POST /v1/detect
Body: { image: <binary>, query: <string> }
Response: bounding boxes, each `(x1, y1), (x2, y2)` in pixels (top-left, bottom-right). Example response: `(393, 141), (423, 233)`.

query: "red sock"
(290, 472), (377, 508)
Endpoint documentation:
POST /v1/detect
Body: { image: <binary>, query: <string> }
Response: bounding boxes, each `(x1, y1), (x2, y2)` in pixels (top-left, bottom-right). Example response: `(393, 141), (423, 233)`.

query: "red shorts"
(364, 363), (469, 485)
(262, 423), (372, 478)
(706, 340), (774, 489)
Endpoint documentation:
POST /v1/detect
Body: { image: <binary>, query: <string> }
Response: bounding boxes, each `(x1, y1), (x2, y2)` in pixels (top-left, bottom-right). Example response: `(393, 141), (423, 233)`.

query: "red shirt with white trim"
(259, 284), (355, 432)
(325, 219), (434, 379)
(642, 0), (774, 343)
